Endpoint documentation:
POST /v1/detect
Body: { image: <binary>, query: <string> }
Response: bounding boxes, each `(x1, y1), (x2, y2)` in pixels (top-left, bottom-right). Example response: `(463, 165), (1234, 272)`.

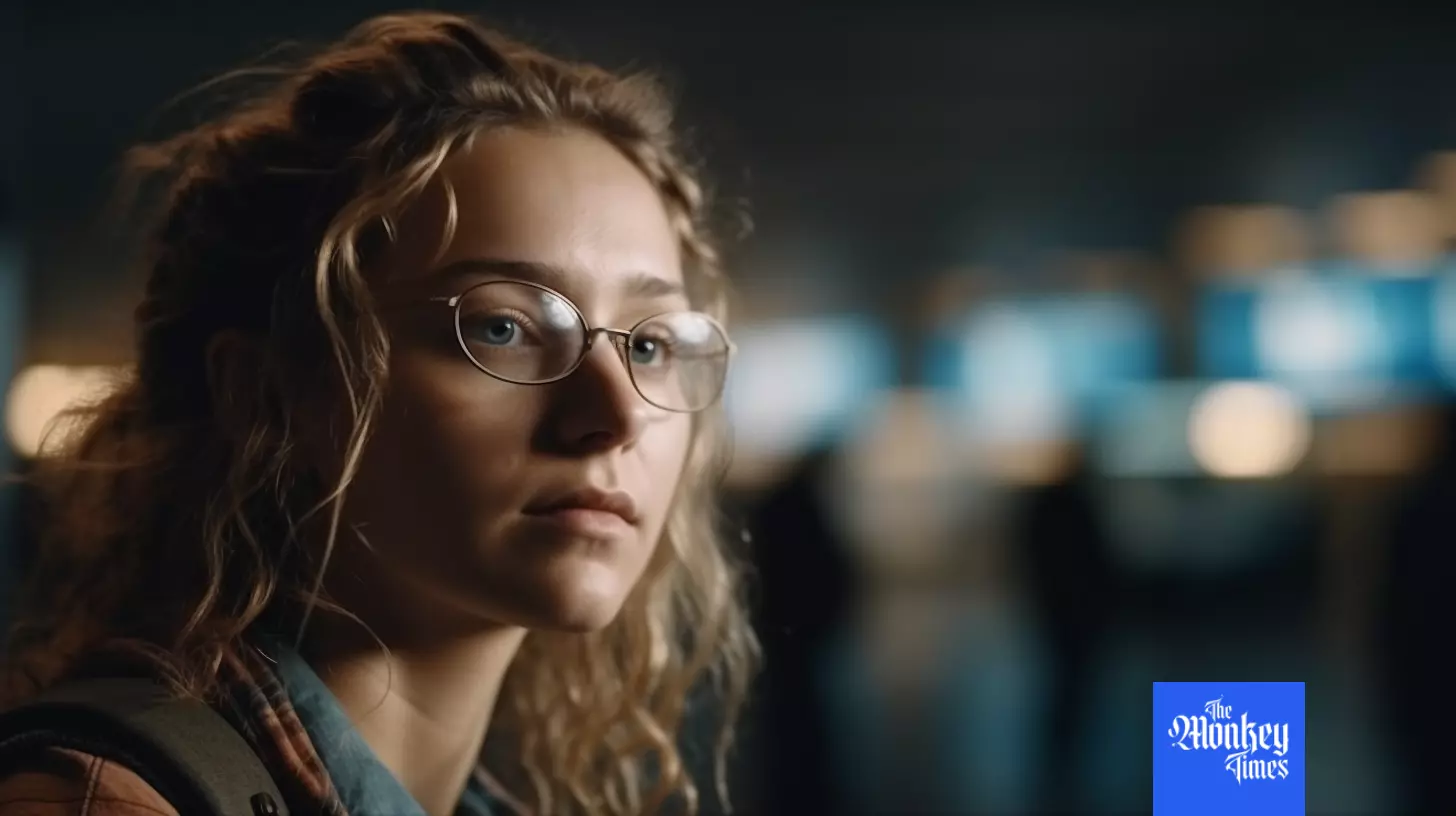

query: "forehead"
(378, 126), (683, 298)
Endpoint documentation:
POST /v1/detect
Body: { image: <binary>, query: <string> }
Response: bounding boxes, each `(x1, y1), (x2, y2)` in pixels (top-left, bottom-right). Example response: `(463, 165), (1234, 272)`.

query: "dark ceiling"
(12, 1), (1456, 363)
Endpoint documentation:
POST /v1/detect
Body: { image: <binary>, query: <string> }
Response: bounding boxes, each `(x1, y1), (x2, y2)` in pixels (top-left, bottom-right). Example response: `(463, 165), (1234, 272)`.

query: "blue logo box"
(1153, 682), (1305, 816)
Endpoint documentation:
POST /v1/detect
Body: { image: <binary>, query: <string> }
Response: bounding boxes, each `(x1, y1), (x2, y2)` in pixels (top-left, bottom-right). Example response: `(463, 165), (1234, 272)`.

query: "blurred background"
(5, 2), (1456, 814)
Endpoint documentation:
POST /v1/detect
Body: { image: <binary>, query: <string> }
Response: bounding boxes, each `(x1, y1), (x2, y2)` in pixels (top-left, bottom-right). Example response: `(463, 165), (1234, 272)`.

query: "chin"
(545, 607), (623, 633)
(519, 592), (628, 633)
(495, 557), (637, 632)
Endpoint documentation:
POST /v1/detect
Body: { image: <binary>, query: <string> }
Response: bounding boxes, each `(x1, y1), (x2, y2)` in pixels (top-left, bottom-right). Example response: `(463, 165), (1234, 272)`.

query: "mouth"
(523, 487), (641, 538)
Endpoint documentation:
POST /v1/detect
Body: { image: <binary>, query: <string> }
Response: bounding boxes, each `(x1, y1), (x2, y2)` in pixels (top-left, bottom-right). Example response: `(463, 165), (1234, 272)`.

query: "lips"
(523, 487), (641, 528)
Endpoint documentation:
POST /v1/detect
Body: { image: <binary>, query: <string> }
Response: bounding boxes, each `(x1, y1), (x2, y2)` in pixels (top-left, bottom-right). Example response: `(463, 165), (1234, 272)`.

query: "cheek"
(351, 351), (540, 534)
(640, 416), (694, 523)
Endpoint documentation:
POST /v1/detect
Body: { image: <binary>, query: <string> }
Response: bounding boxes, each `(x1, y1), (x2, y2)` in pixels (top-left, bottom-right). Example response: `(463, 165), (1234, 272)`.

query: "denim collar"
(262, 635), (497, 816)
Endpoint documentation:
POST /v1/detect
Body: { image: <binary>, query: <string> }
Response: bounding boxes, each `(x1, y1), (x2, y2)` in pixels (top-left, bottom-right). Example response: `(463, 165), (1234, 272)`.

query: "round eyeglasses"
(429, 280), (734, 413)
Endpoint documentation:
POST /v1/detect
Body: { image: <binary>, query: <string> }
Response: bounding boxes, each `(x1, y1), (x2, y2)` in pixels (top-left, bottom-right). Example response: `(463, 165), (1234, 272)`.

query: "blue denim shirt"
(267, 639), (498, 816)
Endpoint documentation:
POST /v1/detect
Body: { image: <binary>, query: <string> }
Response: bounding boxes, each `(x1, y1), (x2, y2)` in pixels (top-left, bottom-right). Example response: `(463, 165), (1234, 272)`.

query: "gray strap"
(10, 677), (290, 816)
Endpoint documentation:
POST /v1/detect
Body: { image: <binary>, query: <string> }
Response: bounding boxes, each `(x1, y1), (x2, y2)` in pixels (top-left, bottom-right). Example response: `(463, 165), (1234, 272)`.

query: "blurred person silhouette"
(1378, 403), (1456, 815)
(1009, 448), (1117, 815)
(0, 12), (760, 816)
(746, 443), (860, 816)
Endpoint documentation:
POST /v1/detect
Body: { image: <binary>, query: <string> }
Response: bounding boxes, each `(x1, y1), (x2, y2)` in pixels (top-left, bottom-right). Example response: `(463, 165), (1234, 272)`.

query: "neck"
(299, 616), (527, 816)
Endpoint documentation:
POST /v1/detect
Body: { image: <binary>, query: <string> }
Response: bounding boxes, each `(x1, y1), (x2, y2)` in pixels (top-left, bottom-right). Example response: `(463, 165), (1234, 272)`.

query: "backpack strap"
(0, 677), (290, 816)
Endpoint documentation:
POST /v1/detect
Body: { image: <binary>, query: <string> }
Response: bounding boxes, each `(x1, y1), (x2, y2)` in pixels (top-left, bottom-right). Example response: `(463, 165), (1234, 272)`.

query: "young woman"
(0, 11), (758, 816)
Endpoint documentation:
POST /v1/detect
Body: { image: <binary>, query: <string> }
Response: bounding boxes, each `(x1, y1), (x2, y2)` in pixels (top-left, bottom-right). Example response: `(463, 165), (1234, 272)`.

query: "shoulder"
(0, 747), (179, 815)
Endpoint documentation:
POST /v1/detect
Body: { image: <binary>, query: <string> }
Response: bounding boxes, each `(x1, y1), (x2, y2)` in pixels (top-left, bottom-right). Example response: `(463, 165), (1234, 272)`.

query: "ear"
(204, 329), (266, 443)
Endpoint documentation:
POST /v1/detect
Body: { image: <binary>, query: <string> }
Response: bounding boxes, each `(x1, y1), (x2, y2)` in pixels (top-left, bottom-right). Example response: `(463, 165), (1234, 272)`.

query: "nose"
(547, 338), (650, 454)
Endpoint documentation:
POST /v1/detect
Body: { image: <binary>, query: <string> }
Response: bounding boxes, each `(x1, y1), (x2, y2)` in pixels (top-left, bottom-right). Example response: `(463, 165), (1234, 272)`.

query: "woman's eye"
(465, 315), (525, 346)
(629, 336), (670, 366)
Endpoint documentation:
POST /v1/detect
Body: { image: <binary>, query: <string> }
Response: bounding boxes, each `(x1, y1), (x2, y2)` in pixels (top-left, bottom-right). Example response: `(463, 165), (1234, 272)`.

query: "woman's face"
(337, 126), (694, 635)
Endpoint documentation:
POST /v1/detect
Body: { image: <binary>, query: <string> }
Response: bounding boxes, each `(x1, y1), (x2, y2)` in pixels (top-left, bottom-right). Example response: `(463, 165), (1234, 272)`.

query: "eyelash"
(461, 309), (536, 335)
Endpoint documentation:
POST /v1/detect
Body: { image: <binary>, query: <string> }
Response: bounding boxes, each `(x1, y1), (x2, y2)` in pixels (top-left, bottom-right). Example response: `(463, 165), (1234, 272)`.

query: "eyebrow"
(435, 257), (686, 301)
